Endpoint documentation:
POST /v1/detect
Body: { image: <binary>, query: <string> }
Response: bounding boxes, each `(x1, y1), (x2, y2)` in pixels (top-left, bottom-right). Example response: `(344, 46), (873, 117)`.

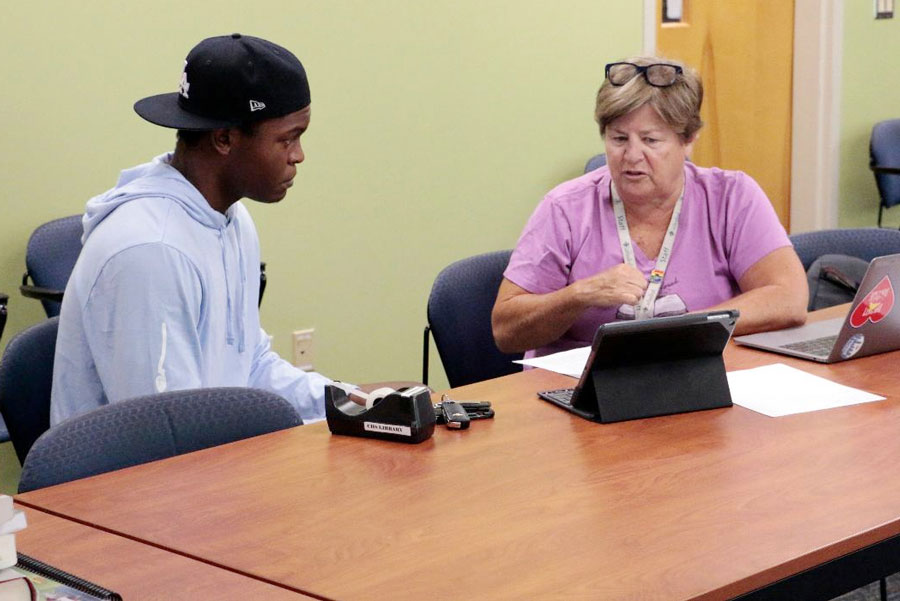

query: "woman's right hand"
(573, 263), (648, 308)
(492, 266), (648, 354)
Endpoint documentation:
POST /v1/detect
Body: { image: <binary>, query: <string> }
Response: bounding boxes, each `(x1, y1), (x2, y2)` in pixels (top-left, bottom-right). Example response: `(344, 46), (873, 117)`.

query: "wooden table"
(14, 503), (316, 600)
(17, 305), (900, 600)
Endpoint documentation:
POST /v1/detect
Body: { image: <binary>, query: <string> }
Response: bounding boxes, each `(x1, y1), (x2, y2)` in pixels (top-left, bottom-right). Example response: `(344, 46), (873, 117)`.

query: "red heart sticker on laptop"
(849, 275), (895, 328)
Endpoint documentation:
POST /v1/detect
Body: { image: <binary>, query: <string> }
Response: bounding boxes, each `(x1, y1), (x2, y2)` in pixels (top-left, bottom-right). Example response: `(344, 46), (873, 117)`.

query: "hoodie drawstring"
(219, 229), (235, 347)
(233, 220), (247, 353)
(219, 223), (247, 353)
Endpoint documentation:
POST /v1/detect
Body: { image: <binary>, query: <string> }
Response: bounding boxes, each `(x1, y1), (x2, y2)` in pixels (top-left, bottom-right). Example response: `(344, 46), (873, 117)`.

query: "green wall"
(839, 4), (900, 228)
(0, 1), (641, 392)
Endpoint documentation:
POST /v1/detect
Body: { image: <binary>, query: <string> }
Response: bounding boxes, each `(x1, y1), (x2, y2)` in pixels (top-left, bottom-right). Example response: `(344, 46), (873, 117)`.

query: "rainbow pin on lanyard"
(610, 182), (683, 320)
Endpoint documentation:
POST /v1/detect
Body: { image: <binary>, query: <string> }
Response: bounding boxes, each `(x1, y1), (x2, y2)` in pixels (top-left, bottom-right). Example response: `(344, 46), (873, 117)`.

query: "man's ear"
(211, 128), (235, 156)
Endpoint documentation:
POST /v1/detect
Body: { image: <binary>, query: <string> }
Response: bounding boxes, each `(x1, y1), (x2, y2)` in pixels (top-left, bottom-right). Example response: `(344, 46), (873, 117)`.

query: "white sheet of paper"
(518, 347), (885, 419)
(726, 363), (885, 417)
(515, 346), (591, 379)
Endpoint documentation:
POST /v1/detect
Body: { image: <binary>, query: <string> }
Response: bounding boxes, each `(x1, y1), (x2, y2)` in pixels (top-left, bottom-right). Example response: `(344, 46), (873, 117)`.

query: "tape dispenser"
(325, 383), (436, 443)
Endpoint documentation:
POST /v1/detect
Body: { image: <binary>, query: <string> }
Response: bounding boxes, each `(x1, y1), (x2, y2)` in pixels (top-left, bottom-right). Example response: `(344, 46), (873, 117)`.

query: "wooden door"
(656, 1), (794, 228)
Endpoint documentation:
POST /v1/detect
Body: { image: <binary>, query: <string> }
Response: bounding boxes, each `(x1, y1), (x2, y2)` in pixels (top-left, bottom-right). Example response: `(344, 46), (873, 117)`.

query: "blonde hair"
(594, 56), (703, 142)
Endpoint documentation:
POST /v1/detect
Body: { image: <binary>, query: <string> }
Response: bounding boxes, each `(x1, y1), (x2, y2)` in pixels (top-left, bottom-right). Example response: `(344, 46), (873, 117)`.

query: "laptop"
(538, 310), (739, 423)
(733, 253), (900, 363)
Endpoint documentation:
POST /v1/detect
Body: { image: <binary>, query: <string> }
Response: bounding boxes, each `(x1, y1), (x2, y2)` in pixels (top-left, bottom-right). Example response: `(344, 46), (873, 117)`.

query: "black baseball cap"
(134, 33), (310, 131)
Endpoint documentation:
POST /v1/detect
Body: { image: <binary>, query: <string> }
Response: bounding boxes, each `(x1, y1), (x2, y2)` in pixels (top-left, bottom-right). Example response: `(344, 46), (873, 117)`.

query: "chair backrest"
(21, 215), (83, 317)
(790, 228), (900, 310)
(584, 153), (607, 173)
(17, 387), (301, 492)
(870, 119), (900, 212)
(20, 215), (269, 315)
(426, 250), (523, 388)
(0, 317), (58, 464)
(789, 228), (900, 271)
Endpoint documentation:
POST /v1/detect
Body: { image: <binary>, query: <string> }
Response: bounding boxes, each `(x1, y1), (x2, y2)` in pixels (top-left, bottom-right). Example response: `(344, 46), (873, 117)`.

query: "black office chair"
(584, 153), (607, 173)
(789, 228), (900, 311)
(0, 293), (7, 342)
(870, 119), (900, 228)
(20, 214), (269, 315)
(17, 387), (301, 493)
(0, 317), (58, 464)
(423, 250), (523, 387)
(0, 292), (8, 444)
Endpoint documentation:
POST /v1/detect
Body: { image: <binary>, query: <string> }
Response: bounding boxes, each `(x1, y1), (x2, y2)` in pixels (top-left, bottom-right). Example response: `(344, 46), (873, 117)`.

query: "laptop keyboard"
(780, 335), (838, 357)
(540, 388), (575, 406)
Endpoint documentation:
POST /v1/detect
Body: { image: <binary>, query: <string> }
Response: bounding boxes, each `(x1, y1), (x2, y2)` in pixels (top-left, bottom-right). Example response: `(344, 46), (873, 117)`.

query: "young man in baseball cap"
(51, 34), (330, 425)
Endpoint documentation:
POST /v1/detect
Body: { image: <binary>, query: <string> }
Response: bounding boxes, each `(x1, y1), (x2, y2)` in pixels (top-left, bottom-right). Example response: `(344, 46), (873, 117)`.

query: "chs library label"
(364, 422), (412, 437)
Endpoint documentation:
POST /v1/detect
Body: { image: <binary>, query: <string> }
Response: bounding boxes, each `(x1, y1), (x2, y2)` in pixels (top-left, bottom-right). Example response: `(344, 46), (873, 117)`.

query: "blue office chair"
(789, 228), (900, 271)
(870, 119), (900, 228)
(17, 387), (301, 492)
(0, 317), (58, 464)
(423, 250), (523, 387)
(584, 153), (607, 173)
(789, 228), (900, 311)
(20, 215), (83, 318)
(19, 214), (269, 315)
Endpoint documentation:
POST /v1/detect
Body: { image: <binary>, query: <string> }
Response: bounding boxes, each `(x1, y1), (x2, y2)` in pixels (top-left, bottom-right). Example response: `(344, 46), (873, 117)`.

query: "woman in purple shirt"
(492, 57), (808, 359)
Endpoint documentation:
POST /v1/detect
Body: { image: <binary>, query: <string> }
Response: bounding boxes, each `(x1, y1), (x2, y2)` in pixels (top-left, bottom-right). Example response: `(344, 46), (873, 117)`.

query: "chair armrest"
(19, 284), (64, 303)
(0, 293), (7, 341)
(422, 325), (431, 386)
(870, 165), (900, 175)
(258, 261), (266, 308)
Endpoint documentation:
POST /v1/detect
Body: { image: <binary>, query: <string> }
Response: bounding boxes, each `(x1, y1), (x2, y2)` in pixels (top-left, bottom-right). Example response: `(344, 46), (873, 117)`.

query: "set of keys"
(433, 395), (494, 430)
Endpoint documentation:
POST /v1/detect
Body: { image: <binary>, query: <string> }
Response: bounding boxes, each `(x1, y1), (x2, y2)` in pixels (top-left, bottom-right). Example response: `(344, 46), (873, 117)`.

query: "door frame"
(643, 0), (842, 233)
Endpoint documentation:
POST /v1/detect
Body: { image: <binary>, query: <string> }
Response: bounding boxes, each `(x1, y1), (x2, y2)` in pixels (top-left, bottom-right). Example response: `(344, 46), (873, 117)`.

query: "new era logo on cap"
(249, 100), (266, 112)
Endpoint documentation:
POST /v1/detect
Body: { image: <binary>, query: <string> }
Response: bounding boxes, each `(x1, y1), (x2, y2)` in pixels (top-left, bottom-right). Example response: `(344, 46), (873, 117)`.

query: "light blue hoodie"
(50, 153), (330, 426)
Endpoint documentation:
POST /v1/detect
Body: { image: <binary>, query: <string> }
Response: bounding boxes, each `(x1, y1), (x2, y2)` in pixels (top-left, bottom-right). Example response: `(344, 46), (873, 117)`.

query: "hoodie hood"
(82, 152), (229, 243)
(80, 152), (248, 354)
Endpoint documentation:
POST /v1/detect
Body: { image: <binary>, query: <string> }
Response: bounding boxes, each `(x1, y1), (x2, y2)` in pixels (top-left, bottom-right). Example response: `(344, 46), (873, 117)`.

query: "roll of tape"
(365, 387), (396, 410)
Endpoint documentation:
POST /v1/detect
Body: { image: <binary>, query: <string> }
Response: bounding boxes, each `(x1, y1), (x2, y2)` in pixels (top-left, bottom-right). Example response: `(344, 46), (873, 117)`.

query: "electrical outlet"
(292, 328), (315, 371)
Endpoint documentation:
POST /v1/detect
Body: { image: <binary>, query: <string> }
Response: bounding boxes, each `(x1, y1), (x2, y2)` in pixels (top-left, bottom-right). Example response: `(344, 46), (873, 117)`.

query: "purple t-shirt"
(504, 163), (791, 358)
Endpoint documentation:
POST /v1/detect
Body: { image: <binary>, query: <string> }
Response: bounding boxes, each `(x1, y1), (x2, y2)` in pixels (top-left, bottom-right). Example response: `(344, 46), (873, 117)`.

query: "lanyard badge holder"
(325, 383), (436, 443)
(611, 181), (683, 320)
